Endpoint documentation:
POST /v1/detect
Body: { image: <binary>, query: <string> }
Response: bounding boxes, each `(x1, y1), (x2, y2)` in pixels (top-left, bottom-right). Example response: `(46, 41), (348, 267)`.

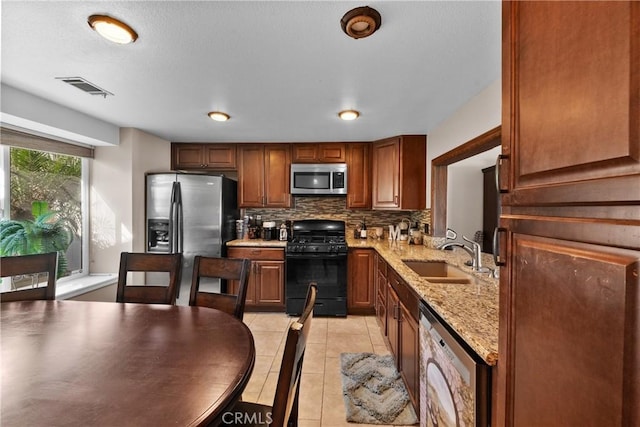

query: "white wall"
(90, 128), (170, 274)
(0, 84), (119, 146)
(426, 79), (501, 207)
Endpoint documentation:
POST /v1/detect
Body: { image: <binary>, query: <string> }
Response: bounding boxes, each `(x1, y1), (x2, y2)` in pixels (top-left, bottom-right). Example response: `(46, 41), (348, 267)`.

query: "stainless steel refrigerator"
(145, 173), (238, 303)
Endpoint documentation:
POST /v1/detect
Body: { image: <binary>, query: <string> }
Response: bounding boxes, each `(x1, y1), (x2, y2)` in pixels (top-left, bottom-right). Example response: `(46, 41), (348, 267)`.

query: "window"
(1, 129), (91, 280)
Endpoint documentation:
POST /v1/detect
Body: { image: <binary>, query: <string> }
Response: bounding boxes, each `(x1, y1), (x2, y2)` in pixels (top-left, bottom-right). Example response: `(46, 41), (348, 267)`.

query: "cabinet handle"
(495, 154), (509, 193)
(493, 227), (507, 267)
(394, 195), (399, 205)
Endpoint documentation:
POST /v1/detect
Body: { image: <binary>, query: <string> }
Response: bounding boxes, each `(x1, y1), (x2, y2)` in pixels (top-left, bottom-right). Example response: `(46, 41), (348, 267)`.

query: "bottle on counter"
(360, 218), (367, 239)
(354, 223), (362, 239)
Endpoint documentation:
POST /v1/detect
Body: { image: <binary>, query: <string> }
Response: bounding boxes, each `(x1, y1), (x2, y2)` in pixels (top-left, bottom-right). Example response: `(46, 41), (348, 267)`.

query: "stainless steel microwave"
(290, 163), (347, 195)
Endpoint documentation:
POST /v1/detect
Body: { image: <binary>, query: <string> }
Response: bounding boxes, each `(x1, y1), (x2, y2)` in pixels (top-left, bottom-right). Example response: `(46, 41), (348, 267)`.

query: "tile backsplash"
(243, 196), (431, 237)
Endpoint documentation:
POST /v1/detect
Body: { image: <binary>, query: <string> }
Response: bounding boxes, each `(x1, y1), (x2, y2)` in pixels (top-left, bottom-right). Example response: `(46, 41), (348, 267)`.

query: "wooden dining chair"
(0, 252), (58, 302)
(189, 256), (251, 320)
(224, 283), (317, 427)
(116, 252), (182, 304)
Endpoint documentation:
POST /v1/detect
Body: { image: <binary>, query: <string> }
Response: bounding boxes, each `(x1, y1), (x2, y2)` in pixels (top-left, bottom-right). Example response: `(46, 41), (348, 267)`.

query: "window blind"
(0, 127), (94, 158)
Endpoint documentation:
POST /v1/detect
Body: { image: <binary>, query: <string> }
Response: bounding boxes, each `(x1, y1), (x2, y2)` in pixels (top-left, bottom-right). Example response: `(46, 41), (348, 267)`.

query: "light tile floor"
(241, 312), (400, 427)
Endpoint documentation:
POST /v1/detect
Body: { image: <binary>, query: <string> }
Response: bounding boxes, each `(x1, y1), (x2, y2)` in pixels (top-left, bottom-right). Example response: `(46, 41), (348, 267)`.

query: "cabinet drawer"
(228, 247), (285, 261)
(387, 268), (419, 322)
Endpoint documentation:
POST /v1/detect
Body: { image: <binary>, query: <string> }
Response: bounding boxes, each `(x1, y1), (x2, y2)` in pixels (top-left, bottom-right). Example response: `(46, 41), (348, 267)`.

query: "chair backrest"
(270, 283), (317, 426)
(116, 252), (182, 304)
(0, 252), (58, 302)
(189, 256), (251, 320)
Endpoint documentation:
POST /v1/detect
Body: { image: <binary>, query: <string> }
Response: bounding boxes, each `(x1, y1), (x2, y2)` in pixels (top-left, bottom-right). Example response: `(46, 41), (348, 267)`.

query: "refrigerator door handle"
(169, 181), (177, 253)
(175, 182), (184, 254)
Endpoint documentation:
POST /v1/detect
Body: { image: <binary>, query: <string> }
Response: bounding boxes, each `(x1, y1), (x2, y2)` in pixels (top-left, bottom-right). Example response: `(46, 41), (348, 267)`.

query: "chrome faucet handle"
(462, 235), (482, 270)
(445, 228), (457, 240)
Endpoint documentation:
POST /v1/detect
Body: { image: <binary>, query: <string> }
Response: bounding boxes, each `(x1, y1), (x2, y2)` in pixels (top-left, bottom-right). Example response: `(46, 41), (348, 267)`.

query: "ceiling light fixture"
(338, 110), (360, 121)
(88, 15), (138, 44)
(341, 6), (382, 39)
(208, 111), (230, 122)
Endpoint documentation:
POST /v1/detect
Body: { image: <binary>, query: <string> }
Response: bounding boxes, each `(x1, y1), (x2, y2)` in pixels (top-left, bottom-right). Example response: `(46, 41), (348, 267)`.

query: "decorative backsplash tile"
(243, 196), (431, 238)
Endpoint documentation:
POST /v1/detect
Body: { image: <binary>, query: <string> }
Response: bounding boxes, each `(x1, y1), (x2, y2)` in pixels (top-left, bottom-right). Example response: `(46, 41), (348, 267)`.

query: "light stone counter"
(347, 236), (499, 366)
(226, 239), (287, 248)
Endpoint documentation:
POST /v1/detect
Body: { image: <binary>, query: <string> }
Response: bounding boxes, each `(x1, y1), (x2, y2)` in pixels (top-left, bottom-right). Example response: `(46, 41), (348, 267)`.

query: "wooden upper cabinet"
(171, 143), (236, 170)
(346, 143), (371, 209)
(501, 1), (639, 206)
(237, 144), (291, 208)
(264, 144), (292, 207)
(291, 143), (346, 163)
(372, 135), (426, 210)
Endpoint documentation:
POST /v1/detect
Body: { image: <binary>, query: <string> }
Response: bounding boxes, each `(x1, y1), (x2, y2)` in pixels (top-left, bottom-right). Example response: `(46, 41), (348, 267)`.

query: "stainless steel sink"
(402, 260), (472, 283)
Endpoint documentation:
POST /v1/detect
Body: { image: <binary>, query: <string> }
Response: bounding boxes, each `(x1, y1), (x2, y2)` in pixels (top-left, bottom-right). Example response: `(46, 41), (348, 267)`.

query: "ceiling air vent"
(56, 77), (113, 98)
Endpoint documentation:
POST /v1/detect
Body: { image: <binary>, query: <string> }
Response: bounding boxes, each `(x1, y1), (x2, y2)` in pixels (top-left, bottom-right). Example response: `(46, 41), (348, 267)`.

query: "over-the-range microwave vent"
(56, 77), (113, 98)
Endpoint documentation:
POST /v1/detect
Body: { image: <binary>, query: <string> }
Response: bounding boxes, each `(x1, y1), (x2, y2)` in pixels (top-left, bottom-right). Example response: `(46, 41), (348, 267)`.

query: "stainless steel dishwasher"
(419, 302), (490, 426)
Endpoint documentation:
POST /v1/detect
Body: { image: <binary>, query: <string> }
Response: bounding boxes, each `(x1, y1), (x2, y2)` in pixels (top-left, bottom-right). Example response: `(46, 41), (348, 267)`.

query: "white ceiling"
(1, 1), (501, 143)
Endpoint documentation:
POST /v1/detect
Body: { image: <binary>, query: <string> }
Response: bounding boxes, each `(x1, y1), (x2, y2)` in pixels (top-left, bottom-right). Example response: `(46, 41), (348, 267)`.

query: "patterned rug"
(340, 352), (419, 425)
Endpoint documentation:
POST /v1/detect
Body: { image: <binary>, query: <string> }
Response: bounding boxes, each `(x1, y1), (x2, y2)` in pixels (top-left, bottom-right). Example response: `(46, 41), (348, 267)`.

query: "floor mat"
(340, 352), (419, 425)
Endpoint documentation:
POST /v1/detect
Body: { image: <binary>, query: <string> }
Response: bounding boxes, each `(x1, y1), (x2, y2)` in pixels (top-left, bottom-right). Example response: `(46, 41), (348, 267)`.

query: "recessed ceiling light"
(88, 15), (138, 44)
(208, 111), (230, 122)
(338, 110), (360, 121)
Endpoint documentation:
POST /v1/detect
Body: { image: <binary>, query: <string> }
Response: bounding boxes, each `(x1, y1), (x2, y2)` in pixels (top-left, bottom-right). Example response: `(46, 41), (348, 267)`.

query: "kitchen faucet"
(436, 229), (484, 272)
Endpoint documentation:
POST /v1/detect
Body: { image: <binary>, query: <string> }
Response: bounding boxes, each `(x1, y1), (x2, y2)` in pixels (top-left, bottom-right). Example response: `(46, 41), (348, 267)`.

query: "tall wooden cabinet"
(237, 144), (291, 208)
(345, 143), (371, 209)
(497, 2), (640, 426)
(371, 135), (426, 210)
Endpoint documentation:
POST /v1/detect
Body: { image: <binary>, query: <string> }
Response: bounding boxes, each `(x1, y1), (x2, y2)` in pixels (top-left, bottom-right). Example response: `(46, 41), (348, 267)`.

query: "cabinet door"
(254, 260), (285, 306)
(292, 143), (346, 162)
(318, 143), (346, 162)
(386, 284), (400, 365)
(375, 254), (388, 335)
(502, 2), (640, 206)
(499, 218), (640, 426)
(347, 249), (375, 313)
(291, 144), (318, 162)
(172, 143), (204, 169)
(372, 138), (400, 209)
(264, 144), (291, 208)
(228, 262), (257, 305)
(346, 143), (371, 209)
(203, 144), (236, 169)
(237, 145), (265, 207)
(399, 304), (419, 411)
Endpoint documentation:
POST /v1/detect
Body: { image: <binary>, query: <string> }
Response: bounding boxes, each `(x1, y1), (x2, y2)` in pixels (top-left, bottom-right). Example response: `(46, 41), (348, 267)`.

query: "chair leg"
(287, 388), (300, 427)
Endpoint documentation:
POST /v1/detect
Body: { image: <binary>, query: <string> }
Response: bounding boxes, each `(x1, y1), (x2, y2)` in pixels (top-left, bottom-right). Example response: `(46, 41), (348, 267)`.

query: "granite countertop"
(227, 239), (287, 248)
(347, 236), (499, 366)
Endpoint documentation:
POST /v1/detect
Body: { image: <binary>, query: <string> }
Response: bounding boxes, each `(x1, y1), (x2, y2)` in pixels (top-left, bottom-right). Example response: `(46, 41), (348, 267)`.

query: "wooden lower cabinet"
(227, 247), (285, 311)
(399, 302), (419, 412)
(386, 284), (400, 361)
(375, 253), (388, 335)
(385, 268), (420, 411)
(347, 248), (375, 314)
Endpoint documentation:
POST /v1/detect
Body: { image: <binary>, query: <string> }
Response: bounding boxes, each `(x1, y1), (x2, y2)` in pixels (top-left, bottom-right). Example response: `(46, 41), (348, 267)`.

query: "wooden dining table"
(1, 300), (255, 426)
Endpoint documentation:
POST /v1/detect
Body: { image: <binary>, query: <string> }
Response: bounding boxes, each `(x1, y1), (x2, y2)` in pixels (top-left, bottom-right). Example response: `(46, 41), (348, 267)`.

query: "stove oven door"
(285, 252), (347, 317)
